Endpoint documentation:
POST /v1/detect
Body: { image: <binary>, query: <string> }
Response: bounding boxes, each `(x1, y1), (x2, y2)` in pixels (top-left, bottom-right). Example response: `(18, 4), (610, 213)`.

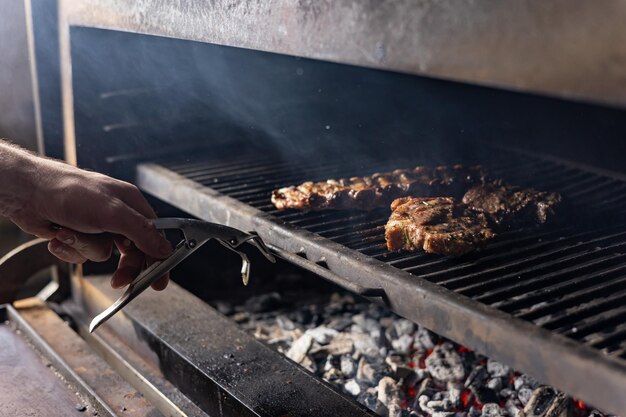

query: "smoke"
(38, 23), (626, 177)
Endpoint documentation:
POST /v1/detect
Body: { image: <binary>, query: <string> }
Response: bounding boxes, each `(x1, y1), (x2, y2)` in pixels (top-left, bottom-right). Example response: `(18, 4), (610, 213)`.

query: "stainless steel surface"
(2, 303), (118, 417)
(15, 299), (164, 417)
(0, 325), (89, 417)
(59, 0), (626, 108)
(89, 218), (275, 333)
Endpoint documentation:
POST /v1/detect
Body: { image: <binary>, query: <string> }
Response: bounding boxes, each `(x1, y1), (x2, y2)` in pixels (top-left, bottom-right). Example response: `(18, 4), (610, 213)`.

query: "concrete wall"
(0, 0), (37, 150)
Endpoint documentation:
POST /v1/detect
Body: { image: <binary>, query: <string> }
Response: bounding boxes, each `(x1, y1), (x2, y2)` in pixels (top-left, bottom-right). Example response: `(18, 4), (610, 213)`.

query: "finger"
(144, 252), (170, 291)
(111, 237), (169, 290)
(10, 216), (58, 240)
(48, 239), (88, 264)
(100, 199), (172, 260)
(151, 274), (169, 291)
(110, 239), (144, 289)
(55, 229), (113, 262)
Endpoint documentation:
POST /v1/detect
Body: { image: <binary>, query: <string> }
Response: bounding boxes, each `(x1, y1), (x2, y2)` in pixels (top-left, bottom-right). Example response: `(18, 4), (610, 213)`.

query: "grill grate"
(138, 145), (626, 412)
(161, 149), (626, 357)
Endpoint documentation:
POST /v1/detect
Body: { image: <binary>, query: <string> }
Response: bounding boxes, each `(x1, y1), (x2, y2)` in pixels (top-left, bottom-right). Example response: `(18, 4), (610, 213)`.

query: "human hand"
(3, 144), (172, 290)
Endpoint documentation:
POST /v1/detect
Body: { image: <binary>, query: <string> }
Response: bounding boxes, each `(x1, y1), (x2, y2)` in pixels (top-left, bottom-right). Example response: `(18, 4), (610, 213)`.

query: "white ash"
(345, 379), (362, 396)
(286, 333), (313, 364)
(482, 403), (505, 417)
(306, 326), (338, 345)
(425, 343), (465, 382)
(487, 360), (511, 378)
(220, 292), (617, 417)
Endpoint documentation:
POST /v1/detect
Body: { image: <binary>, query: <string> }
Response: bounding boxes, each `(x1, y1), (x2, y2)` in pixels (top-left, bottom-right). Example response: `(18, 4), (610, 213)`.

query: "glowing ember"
(223, 291), (618, 417)
(461, 389), (472, 408)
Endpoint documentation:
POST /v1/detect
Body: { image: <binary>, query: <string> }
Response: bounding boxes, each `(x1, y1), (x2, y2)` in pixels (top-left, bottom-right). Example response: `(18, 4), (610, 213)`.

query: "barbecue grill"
(6, 1), (626, 416)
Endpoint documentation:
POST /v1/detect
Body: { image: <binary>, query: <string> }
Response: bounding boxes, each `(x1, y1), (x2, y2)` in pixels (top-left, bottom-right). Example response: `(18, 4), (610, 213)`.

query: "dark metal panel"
(136, 155), (626, 415)
(74, 276), (378, 417)
(60, 0), (626, 108)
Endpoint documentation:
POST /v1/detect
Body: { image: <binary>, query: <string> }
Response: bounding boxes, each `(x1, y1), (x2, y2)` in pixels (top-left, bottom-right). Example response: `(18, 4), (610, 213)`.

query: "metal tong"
(89, 218), (275, 333)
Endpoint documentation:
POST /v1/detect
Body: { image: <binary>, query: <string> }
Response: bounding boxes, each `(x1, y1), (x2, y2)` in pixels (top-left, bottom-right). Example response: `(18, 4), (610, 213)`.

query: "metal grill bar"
(137, 145), (626, 415)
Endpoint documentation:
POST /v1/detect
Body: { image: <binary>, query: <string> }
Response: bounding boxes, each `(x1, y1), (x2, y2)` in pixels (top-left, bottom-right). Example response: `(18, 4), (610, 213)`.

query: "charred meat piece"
(385, 197), (495, 256)
(462, 182), (561, 227)
(272, 165), (486, 211)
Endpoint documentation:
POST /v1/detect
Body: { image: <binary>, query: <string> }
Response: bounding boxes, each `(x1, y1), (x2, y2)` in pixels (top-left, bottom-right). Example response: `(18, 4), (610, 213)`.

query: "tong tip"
(89, 318), (102, 333)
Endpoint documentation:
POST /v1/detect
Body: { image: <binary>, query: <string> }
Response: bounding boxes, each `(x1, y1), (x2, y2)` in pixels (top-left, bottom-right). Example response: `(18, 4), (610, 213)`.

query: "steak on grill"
(271, 165), (487, 211)
(385, 197), (496, 256)
(462, 181), (562, 227)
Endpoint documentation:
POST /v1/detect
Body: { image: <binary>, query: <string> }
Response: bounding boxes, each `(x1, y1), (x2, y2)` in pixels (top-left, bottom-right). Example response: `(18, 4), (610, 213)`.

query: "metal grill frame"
(136, 148), (626, 415)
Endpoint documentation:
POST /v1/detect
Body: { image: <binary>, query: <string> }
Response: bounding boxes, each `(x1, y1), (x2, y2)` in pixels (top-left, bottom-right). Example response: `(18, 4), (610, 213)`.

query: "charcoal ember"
(446, 381), (463, 407)
(305, 326), (338, 345)
(414, 326), (436, 351)
(426, 343), (465, 382)
(587, 411), (604, 417)
(275, 315), (296, 330)
(340, 353), (356, 378)
(514, 374), (539, 391)
(327, 316), (353, 332)
(393, 319), (416, 336)
(505, 398), (523, 417)
(344, 379), (361, 396)
(352, 333), (380, 357)
(472, 385), (499, 405)
(432, 391), (445, 401)
(356, 357), (388, 385)
(499, 388), (514, 399)
(286, 334), (313, 364)
(323, 355), (335, 372)
(518, 386), (534, 406)
(486, 377), (503, 391)
(300, 355), (317, 373)
(395, 365), (415, 380)
(288, 309), (313, 325)
(232, 311), (250, 323)
(417, 395), (454, 416)
(464, 365), (488, 389)
(244, 292), (282, 313)
(391, 334), (414, 355)
(353, 314), (381, 333)
(486, 359), (511, 378)
(357, 388), (381, 413)
(404, 368), (427, 387)
(378, 377), (404, 417)
(480, 403), (504, 417)
(416, 377), (437, 399)
(468, 406), (482, 417)
(385, 353), (413, 379)
(323, 367), (343, 381)
(522, 386), (570, 417)
(323, 333), (354, 356)
(356, 357), (377, 385)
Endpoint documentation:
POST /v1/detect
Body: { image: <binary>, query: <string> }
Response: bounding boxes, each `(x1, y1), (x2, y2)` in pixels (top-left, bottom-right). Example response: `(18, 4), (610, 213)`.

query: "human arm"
(0, 139), (172, 290)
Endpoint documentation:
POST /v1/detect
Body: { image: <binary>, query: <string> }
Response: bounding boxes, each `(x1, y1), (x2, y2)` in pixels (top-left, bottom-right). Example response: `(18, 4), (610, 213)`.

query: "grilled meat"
(462, 182), (561, 227)
(385, 197), (495, 256)
(272, 165), (486, 211)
